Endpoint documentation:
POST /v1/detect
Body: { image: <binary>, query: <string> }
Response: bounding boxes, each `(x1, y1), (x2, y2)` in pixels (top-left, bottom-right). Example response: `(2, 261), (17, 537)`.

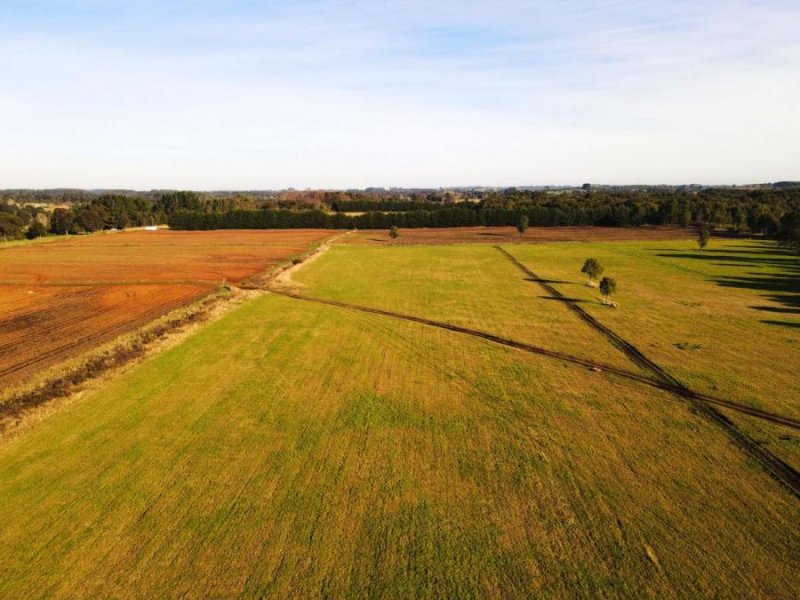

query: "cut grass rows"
(0, 294), (797, 598)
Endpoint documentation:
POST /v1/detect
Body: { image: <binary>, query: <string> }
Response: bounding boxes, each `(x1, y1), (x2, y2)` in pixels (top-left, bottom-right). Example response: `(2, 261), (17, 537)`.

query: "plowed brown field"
(0, 229), (330, 387)
(345, 225), (694, 245)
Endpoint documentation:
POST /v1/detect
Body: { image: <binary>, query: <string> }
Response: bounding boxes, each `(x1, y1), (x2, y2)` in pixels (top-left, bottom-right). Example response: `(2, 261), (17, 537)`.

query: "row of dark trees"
(778, 212), (800, 253)
(333, 188), (800, 234)
(0, 191), (241, 239)
(331, 199), (456, 213)
(168, 204), (800, 242)
(171, 187), (800, 237)
(3, 188), (800, 250)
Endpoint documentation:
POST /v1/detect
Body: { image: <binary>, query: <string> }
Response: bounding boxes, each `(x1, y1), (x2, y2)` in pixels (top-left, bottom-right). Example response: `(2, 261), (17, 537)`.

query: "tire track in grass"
(267, 289), (800, 432)
(494, 245), (800, 500)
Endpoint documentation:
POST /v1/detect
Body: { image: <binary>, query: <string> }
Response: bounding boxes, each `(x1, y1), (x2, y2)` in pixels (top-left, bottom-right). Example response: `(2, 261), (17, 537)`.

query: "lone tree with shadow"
(599, 277), (617, 305)
(697, 226), (710, 251)
(517, 215), (529, 238)
(389, 225), (399, 241)
(581, 258), (604, 286)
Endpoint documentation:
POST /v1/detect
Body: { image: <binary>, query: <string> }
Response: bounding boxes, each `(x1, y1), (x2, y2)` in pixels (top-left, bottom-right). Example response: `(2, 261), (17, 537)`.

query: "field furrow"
(0, 229), (331, 389)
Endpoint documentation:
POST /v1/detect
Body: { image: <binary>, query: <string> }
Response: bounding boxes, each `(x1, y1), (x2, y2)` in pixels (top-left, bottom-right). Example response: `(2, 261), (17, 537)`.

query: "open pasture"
(292, 237), (800, 472)
(288, 243), (643, 372)
(0, 229), (329, 387)
(0, 293), (797, 598)
(0, 230), (797, 597)
(502, 238), (800, 471)
(504, 239), (800, 419)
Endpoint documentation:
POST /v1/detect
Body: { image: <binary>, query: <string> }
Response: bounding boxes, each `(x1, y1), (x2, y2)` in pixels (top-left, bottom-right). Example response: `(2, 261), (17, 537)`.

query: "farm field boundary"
(0, 231), (346, 440)
(0, 288), (257, 440)
(0, 229), (332, 390)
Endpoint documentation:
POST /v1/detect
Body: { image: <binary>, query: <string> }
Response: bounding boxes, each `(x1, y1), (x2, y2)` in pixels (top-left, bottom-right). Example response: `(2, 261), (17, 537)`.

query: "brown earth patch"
(0, 229), (331, 389)
(342, 226), (695, 246)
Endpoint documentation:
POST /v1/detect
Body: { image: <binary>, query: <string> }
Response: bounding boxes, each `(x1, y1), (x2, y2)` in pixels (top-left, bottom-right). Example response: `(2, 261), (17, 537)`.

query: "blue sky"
(0, 1), (798, 188)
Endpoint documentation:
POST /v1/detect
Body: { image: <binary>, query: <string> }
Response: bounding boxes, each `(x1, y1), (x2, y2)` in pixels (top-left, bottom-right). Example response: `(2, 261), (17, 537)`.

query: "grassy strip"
(0, 289), (230, 436)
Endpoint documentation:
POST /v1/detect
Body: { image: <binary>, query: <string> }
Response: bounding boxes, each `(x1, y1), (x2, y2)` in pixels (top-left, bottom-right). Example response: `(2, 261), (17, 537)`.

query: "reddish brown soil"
(343, 226), (694, 246)
(0, 229), (330, 284)
(0, 229), (330, 387)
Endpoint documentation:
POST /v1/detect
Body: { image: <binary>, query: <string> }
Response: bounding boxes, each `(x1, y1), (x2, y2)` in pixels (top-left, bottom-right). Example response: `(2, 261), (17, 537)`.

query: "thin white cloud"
(0, 1), (798, 188)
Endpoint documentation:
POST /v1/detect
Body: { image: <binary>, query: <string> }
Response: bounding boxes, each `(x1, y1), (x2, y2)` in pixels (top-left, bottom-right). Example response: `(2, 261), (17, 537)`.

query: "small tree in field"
(517, 215), (529, 237)
(389, 225), (399, 240)
(599, 277), (617, 305)
(697, 226), (710, 251)
(581, 258), (604, 286)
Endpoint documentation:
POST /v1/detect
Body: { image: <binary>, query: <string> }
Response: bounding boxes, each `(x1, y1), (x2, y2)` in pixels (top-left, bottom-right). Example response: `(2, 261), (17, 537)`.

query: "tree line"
(2, 188), (800, 251)
(168, 201), (800, 241)
(0, 191), (221, 239)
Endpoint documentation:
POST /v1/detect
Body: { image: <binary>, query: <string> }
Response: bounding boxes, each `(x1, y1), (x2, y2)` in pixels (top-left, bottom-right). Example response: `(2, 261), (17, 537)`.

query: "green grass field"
(504, 239), (800, 416)
(503, 239), (800, 471)
(289, 244), (641, 373)
(0, 236), (798, 598)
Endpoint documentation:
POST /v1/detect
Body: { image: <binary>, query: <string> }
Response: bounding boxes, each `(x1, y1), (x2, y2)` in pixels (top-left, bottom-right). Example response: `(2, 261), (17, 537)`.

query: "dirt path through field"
(495, 245), (800, 500)
(270, 231), (353, 288)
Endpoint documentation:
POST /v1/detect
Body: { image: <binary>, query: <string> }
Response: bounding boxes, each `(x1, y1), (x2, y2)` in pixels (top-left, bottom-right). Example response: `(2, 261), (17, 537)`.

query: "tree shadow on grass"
(715, 273), (800, 308)
(538, 296), (588, 304)
(697, 243), (789, 256)
(524, 277), (573, 285)
(656, 252), (793, 269)
(750, 305), (800, 315)
(653, 243), (800, 329)
(762, 320), (800, 329)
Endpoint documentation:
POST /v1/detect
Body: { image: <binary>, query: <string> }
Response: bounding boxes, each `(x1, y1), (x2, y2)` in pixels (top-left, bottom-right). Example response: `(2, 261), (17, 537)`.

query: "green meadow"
(0, 237), (798, 598)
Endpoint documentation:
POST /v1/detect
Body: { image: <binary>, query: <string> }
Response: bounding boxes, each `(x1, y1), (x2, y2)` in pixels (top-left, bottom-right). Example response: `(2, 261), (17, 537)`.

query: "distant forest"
(1, 187), (799, 251)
